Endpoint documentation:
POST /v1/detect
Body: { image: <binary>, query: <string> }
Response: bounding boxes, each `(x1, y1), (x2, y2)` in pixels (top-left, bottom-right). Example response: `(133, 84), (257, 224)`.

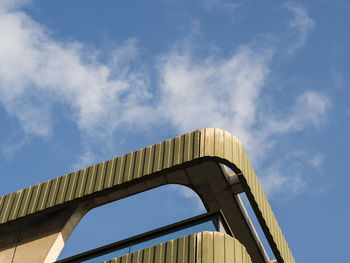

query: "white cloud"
(285, 3), (315, 55)
(158, 45), (272, 148)
(72, 149), (97, 171)
(0, 1), (330, 198)
(0, 3), (154, 156)
(262, 91), (330, 135)
(260, 150), (326, 198)
(260, 167), (305, 198)
(309, 153), (324, 170)
(0, 0), (30, 10)
(331, 70), (345, 89)
(1, 135), (29, 159)
(157, 42), (330, 197)
(293, 91), (330, 125)
(169, 185), (205, 213)
(203, 0), (240, 12)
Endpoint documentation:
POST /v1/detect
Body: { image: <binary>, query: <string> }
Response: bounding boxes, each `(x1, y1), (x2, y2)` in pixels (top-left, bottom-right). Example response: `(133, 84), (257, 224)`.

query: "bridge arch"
(0, 128), (294, 263)
(58, 184), (205, 260)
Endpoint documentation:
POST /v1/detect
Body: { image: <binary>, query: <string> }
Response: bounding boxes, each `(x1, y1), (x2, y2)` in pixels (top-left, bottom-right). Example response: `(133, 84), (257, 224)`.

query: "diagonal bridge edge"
(0, 128), (294, 263)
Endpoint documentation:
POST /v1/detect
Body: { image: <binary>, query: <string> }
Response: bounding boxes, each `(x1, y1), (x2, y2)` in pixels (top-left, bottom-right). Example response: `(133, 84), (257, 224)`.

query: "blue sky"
(0, 0), (349, 262)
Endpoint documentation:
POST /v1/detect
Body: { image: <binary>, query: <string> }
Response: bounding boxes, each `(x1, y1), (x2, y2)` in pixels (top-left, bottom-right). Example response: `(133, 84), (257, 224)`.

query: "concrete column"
(0, 206), (85, 263)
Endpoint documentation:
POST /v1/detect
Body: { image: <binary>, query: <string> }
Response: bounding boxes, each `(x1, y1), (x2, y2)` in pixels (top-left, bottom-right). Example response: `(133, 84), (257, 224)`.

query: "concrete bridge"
(0, 128), (294, 263)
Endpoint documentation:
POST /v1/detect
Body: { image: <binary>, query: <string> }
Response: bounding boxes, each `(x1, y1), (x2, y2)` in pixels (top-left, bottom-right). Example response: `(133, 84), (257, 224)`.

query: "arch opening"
(57, 184), (211, 261)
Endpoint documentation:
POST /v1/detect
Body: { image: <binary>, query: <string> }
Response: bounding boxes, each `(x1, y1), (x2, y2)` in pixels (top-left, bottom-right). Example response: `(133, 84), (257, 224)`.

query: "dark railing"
(56, 210), (233, 263)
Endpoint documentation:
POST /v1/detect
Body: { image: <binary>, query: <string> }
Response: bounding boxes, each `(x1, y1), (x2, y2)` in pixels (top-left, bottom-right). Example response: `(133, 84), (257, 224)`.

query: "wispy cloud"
(1, 135), (30, 159)
(0, 0), (31, 10)
(285, 3), (315, 55)
(157, 45), (272, 140)
(157, 36), (330, 197)
(169, 185), (205, 213)
(262, 91), (330, 136)
(260, 162), (305, 198)
(0, 1), (330, 198)
(0, 2), (154, 161)
(309, 153), (324, 170)
(202, 0), (241, 12)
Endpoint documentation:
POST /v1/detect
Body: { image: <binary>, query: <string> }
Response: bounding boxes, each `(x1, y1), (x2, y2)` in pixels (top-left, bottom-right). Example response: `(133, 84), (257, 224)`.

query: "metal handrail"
(56, 210), (232, 263)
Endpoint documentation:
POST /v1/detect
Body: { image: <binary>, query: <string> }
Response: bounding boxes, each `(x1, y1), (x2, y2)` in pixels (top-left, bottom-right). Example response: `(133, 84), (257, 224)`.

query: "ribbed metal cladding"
(102, 231), (252, 263)
(199, 128), (294, 263)
(0, 131), (200, 225)
(0, 128), (294, 263)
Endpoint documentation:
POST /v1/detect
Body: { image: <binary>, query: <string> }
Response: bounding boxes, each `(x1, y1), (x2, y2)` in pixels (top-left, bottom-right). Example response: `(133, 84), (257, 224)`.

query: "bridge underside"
(0, 128), (294, 263)
(0, 160), (266, 263)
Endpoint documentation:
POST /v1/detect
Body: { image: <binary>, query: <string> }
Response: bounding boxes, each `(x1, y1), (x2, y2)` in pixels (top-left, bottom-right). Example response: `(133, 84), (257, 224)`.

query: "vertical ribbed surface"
(0, 128), (294, 263)
(200, 128), (294, 263)
(0, 130), (200, 225)
(102, 232), (251, 263)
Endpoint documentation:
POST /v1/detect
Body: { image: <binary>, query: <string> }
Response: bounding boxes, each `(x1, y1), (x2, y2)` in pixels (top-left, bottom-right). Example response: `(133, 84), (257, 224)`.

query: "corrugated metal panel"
(0, 128), (294, 262)
(0, 130), (198, 223)
(199, 128), (294, 263)
(102, 232), (251, 263)
(143, 246), (155, 263)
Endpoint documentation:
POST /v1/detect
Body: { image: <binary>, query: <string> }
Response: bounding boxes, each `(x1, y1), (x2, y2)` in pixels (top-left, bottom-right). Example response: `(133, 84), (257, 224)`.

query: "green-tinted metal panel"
(74, 168), (88, 199)
(223, 130), (233, 162)
(84, 165), (98, 195)
(8, 190), (24, 221)
(36, 180), (51, 211)
(188, 233), (196, 263)
(214, 128), (224, 157)
(154, 242), (165, 262)
(17, 186), (33, 218)
(123, 152), (135, 183)
(131, 250), (142, 263)
(104, 158), (116, 188)
(120, 254), (130, 263)
(142, 246), (154, 263)
(240, 243), (246, 263)
(165, 239), (177, 263)
(177, 235), (188, 262)
(102, 232), (251, 263)
(114, 156), (126, 186)
(0, 193), (15, 224)
(133, 149), (145, 180)
(202, 231), (213, 263)
(26, 183), (42, 214)
(213, 230), (224, 262)
(234, 238), (243, 263)
(143, 146), (154, 176)
(196, 230), (202, 263)
(193, 130), (200, 159)
(183, 133), (192, 162)
(199, 128), (294, 263)
(224, 234), (234, 263)
(0, 128), (294, 263)
(204, 128), (215, 156)
(94, 162), (107, 192)
(64, 172), (78, 202)
(45, 177), (60, 209)
(173, 135), (184, 166)
(56, 174), (69, 205)
(163, 138), (174, 169)
(153, 142), (164, 173)
(0, 196), (5, 217)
